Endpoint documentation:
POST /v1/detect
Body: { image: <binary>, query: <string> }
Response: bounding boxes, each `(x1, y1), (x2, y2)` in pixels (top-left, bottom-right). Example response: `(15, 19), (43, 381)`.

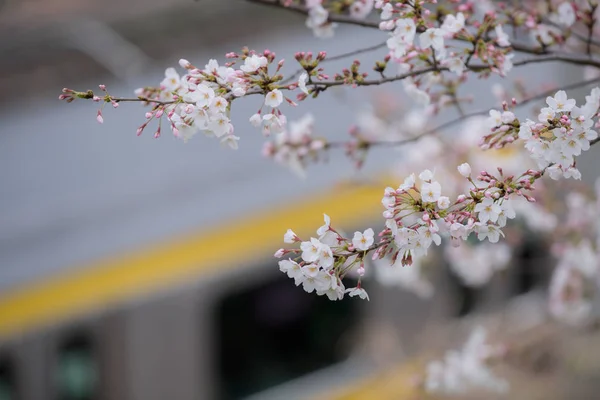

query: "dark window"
(215, 272), (360, 400)
(55, 331), (98, 400)
(0, 353), (16, 400)
(514, 238), (548, 295)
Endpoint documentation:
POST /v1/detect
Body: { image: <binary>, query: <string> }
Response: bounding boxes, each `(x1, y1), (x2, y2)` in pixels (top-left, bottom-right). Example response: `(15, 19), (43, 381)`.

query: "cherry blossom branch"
(281, 40), (388, 85)
(244, 0), (575, 57)
(87, 54), (600, 108)
(324, 76), (600, 151)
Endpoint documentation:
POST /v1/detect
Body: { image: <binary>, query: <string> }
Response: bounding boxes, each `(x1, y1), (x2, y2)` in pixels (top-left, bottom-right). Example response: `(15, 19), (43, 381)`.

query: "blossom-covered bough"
(60, 0), (600, 395)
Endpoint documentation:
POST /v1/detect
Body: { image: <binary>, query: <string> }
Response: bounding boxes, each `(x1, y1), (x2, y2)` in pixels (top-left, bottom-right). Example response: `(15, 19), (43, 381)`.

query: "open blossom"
(194, 83), (215, 108)
(475, 198), (502, 224)
(265, 89), (284, 107)
(446, 243), (511, 287)
(352, 228), (374, 250)
(394, 18), (416, 42)
(380, 2), (393, 19)
(419, 169), (434, 181)
(420, 28), (445, 52)
(496, 201), (516, 227)
(554, 2), (576, 27)
(425, 327), (508, 395)
(421, 181), (442, 203)
(161, 68), (181, 91)
(546, 90), (576, 112)
(220, 134), (240, 150)
(494, 25), (510, 47)
(301, 237), (322, 262)
(306, 3), (337, 37)
(279, 259), (304, 285)
(441, 13), (465, 34)
(349, 0), (373, 19)
(398, 173), (416, 192)
(346, 287), (369, 300)
(444, 57), (466, 75)
(476, 224), (504, 243)
(240, 54), (268, 73)
(437, 196), (450, 210)
(301, 267), (331, 293)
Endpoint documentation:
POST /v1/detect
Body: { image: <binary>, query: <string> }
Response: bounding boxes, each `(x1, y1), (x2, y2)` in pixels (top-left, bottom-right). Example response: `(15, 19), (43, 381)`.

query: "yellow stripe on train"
(0, 180), (388, 340)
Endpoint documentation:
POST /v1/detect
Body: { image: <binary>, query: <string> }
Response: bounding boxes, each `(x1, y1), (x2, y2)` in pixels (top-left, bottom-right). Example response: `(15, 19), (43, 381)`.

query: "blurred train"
(0, 1), (574, 399)
(0, 176), (551, 400)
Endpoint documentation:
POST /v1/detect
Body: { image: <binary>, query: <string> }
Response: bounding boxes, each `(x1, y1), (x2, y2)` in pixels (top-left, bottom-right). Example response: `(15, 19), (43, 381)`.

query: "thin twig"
(281, 40), (388, 85)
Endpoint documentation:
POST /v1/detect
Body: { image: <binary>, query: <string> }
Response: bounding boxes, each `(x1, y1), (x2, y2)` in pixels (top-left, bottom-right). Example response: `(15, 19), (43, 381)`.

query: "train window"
(0, 353), (16, 400)
(55, 331), (98, 400)
(214, 272), (360, 400)
(513, 237), (548, 296)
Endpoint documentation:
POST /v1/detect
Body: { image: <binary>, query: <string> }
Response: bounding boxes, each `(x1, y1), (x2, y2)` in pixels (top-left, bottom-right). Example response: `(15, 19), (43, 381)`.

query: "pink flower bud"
(99, 84), (106, 91)
(179, 59), (192, 68)
(96, 110), (104, 124)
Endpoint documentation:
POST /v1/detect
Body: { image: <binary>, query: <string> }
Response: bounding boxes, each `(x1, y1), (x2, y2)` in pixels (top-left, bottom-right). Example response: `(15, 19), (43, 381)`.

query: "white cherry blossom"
(265, 89), (284, 108)
(546, 90), (576, 112)
(279, 259), (304, 285)
(345, 287), (370, 300)
(240, 54), (268, 73)
(421, 181), (442, 203)
(301, 237), (322, 262)
(352, 228), (375, 251)
(441, 13), (465, 34)
(475, 199), (501, 224)
(420, 28), (445, 52)
(494, 25), (511, 47)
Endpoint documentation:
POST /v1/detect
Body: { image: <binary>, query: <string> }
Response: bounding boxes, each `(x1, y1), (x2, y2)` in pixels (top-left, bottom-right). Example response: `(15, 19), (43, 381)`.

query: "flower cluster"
(549, 189), (600, 326)
(375, 1), (515, 106)
(519, 88), (600, 180)
(276, 214), (374, 300)
(424, 326), (508, 395)
(377, 166), (521, 267)
(261, 114), (327, 178)
(135, 58), (251, 146)
(445, 242), (512, 287)
(480, 88), (600, 180)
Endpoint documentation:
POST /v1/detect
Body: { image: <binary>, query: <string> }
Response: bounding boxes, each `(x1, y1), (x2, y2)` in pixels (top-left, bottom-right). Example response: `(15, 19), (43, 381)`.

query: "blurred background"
(0, 1), (599, 399)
